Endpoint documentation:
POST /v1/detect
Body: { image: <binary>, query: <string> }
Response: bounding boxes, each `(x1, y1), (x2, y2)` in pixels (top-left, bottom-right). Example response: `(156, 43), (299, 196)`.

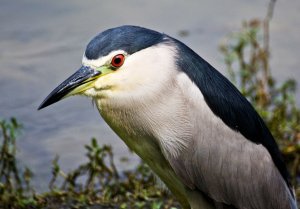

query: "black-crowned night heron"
(38, 26), (297, 209)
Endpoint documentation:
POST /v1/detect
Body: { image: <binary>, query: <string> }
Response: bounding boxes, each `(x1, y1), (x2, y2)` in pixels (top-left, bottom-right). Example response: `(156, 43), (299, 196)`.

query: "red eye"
(111, 54), (125, 68)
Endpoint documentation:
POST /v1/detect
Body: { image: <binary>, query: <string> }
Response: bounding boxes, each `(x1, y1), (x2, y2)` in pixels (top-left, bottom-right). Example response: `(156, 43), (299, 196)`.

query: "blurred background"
(0, 0), (299, 191)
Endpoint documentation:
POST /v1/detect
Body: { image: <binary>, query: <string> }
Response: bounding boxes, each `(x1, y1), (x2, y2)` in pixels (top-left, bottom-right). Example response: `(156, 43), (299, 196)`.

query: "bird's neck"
(93, 89), (192, 208)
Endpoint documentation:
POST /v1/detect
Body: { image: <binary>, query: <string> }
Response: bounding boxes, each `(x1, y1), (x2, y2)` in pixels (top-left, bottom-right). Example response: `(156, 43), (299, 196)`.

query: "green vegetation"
(0, 119), (179, 209)
(45, 138), (179, 209)
(0, 118), (36, 208)
(1, 1), (299, 208)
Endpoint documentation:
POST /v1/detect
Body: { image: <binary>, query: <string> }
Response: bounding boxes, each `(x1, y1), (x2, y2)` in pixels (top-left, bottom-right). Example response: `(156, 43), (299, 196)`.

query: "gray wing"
(167, 129), (296, 209)
(162, 73), (297, 209)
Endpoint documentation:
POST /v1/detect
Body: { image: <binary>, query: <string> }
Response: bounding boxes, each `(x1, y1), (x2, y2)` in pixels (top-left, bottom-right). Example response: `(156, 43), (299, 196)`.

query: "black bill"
(38, 66), (101, 110)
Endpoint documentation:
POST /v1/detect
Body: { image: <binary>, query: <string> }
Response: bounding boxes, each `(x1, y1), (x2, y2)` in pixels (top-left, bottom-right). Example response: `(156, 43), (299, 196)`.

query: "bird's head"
(38, 26), (177, 110)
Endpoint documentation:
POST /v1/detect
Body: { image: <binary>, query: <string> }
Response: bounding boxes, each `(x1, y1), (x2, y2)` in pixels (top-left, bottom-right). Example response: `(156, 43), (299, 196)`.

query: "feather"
(173, 38), (292, 195)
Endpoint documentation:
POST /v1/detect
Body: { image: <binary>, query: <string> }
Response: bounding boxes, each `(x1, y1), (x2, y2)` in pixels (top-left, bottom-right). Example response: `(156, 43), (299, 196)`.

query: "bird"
(38, 25), (298, 209)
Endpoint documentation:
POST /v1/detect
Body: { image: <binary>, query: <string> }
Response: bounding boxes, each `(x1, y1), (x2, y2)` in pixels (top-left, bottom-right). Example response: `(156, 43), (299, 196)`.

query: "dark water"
(0, 0), (299, 190)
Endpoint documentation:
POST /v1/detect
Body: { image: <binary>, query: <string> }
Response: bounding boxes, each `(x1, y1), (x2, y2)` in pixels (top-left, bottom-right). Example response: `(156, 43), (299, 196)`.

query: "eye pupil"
(111, 54), (125, 68)
(114, 58), (121, 64)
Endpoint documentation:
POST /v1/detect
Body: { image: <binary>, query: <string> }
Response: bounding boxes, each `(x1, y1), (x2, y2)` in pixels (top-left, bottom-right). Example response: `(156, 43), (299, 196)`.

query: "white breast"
(92, 43), (194, 207)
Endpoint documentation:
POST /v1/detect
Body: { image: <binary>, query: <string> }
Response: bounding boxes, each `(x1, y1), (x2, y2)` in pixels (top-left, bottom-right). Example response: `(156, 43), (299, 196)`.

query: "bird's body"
(39, 26), (298, 209)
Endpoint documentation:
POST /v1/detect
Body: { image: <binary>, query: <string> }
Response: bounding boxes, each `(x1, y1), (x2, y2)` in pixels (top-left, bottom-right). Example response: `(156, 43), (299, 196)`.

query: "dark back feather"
(173, 37), (292, 195)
